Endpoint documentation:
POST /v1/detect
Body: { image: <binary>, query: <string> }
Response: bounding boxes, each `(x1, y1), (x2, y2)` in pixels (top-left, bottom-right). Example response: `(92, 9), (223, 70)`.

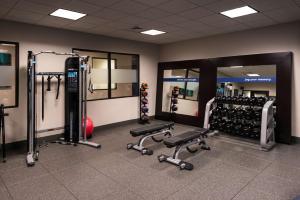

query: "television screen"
(0, 53), (11, 66)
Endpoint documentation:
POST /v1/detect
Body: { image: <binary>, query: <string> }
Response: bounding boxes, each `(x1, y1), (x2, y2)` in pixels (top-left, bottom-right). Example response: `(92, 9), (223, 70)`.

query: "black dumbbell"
(141, 91), (148, 97)
(171, 105), (178, 112)
(141, 98), (148, 105)
(141, 115), (149, 121)
(141, 106), (149, 113)
(171, 98), (178, 104)
(141, 83), (148, 90)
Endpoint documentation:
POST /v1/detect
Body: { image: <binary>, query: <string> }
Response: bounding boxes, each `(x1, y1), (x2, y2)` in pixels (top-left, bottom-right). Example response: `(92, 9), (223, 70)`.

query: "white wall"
(160, 21), (300, 137)
(0, 20), (159, 143)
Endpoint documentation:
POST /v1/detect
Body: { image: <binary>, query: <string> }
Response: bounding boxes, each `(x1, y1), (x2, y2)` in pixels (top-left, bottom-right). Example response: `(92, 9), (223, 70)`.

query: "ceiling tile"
(108, 21), (137, 30)
(0, 5), (12, 17)
(66, 21), (97, 29)
(241, 0), (297, 12)
(116, 15), (150, 26)
(179, 6), (215, 20)
(175, 20), (215, 32)
(110, 0), (149, 14)
(134, 0), (169, 7)
(5, 8), (45, 23)
(187, 0), (219, 6)
(135, 7), (171, 20)
(35, 15), (72, 28)
(235, 13), (276, 28)
(158, 0), (198, 14)
(77, 15), (108, 25)
(141, 20), (170, 29)
(28, 0), (71, 7)
(198, 14), (241, 27)
(63, 0), (103, 14)
(264, 6), (300, 23)
(204, 0), (246, 13)
(92, 8), (130, 20)
(80, 0), (121, 7)
(159, 14), (191, 25)
(14, 0), (57, 15)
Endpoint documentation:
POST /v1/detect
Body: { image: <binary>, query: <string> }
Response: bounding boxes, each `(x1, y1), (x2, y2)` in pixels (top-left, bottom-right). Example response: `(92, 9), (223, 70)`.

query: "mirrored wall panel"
(217, 65), (276, 99)
(162, 68), (200, 116)
(0, 41), (18, 108)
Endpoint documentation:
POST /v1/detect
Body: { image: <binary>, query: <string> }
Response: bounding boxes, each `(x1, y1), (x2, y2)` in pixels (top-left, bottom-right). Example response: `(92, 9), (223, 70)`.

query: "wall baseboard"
(292, 136), (300, 144)
(4, 116), (156, 152)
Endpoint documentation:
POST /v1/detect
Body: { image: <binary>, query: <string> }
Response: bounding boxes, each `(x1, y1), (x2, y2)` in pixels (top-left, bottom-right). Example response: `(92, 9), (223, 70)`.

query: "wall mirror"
(0, 41), (19, 108)
(217, 65), (276, 99)
(162, 68), (200, 116)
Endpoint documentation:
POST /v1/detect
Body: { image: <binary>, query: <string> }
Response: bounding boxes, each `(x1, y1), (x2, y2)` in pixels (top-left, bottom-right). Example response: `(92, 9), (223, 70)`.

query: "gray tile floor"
(1, 121), (300, 200)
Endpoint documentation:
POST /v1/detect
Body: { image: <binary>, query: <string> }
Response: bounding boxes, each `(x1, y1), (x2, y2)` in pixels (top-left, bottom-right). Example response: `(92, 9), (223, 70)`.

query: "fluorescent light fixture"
(141, 29), (166, 36)
(221, 6), (257, 18)
(247, 73), (260, 77)
(50, 9), (86, 20)
(229, 66), (243, 69)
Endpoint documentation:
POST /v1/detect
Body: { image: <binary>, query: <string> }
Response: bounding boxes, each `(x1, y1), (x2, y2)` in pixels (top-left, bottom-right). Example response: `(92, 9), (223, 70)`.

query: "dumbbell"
(173, 86), (179, 91)
(141, 106), (149, 113)
(141, 91), (148, 97)
(141, 83), (148, 90)
(225, 96), (233, 104)
(172, 91), (179, 98)
(171, 98), (178, 104)
(171, 105), (178, 112)
(141, 115), (149, 121)
(215, 96), (222, 103)
(141, 98), (148, 105)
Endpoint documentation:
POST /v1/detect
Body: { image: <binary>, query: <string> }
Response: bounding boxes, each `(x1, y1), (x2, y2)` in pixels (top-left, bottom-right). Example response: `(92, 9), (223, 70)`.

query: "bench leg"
(157, 137), (210, 170)
(127, 129), (172, 155)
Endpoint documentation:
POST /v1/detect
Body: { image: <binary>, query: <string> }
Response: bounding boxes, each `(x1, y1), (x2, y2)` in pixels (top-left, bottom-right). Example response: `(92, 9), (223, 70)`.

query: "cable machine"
(26, 51), (100, 166)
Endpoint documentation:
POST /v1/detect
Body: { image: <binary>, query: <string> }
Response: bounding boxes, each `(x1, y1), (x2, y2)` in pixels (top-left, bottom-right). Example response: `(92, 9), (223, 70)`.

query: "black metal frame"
(0, 41), (19, 108)
(156, 52), (292, 144)
(72, 48), (140, 101)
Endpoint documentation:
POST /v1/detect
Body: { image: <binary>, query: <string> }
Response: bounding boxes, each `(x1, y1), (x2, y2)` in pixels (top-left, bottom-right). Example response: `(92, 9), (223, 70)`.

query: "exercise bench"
(158, 128), (210, 170)
(127, 122), (174, 155)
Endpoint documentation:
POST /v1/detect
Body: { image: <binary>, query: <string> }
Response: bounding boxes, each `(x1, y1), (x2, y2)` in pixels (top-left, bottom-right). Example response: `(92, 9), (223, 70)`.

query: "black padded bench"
(127, 122), (174, 155)
(158, 128), (210, 170)
(130, 123), (174, 137)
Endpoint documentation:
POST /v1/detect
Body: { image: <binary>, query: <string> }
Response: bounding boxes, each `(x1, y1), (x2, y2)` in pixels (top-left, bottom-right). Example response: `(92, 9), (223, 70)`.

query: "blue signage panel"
(163, 77), (276, 83)
(217, 77), (276, 83)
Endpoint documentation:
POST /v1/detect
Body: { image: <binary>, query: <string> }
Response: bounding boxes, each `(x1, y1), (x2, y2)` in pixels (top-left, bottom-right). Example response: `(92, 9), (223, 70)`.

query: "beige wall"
(160, 21), (300, 137)
(0, 20), (159, 143)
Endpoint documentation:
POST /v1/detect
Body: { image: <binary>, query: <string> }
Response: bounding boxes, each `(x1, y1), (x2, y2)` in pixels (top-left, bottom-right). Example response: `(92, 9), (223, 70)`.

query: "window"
(73, 49), (139, 100)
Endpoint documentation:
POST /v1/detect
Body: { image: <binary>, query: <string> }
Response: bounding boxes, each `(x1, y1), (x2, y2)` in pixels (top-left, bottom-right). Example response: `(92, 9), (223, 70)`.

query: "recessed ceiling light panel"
(221, 6), (258, 18)
(247, 73), (260, 77)
(50, 9), (86, 20)
(141, 29), (166, 36)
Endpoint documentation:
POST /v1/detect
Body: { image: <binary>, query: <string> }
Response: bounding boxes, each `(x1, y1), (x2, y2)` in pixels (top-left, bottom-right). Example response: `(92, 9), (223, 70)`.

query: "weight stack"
(139, 83), (150, 124)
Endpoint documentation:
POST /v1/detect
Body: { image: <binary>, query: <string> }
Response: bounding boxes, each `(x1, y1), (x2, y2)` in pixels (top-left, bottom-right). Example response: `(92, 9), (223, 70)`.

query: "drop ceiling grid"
(0, 0), (299, 44)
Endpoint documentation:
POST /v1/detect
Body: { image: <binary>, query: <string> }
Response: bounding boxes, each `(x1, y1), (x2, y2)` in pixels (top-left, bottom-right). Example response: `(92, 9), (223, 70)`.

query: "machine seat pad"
(164, 128), (209, 147)
(130, 122), (174, 137)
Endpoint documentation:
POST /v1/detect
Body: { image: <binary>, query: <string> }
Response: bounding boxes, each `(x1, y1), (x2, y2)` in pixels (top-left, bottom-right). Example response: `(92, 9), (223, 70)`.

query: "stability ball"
(83, 117), (94, 139)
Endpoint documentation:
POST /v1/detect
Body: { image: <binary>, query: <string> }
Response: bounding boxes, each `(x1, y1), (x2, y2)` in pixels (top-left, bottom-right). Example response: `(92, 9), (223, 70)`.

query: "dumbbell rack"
(139, 83), (150, 124)
(204, 97), (276, 151)
(169, 87), (179, 121)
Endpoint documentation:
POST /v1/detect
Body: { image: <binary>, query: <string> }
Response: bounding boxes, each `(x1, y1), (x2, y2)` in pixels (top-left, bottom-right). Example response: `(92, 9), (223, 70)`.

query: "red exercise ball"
(82, 117), (94, 139)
